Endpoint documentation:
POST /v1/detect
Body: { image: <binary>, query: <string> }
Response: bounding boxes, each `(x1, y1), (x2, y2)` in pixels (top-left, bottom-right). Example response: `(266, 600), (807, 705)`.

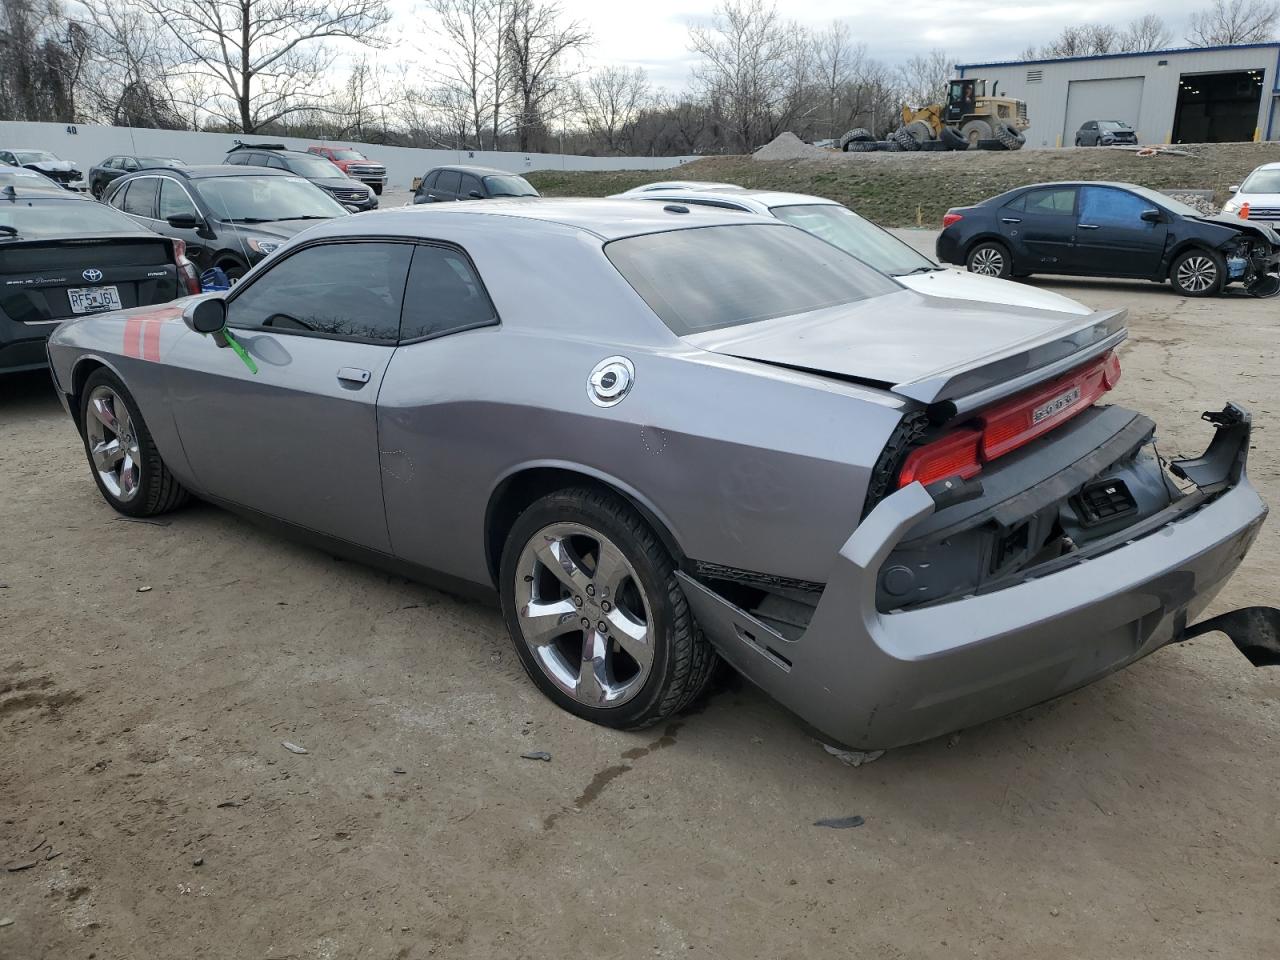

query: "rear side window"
(122, 177), (159, 218)
(1079, 186), (1151, 226)
(436, 170), (462, 194)
(1022, 187), (1076, 216)
(606, 223), (899, 336)
(400, 245), (498, 341)
(227, 242), (411, 342)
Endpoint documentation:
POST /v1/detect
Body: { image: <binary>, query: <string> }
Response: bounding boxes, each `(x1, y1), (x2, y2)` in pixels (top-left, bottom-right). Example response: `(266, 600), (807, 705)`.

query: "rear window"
(605, 223), (898, 335)
(0, 200), (147, 239)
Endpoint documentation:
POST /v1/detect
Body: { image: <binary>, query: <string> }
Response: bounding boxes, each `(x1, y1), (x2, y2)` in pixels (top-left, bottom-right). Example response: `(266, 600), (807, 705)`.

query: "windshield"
(15, 151), (58, 164)
(194, 175), (346, 222)
(770, 203), (936, 276)
(287, 154), (346, 178)
(1240, 168), (1280, 194)
(1098, 121), (1130, 131)
(483, 174), (538, 197)
(0, 200), (146, 239)
(330, 149), (366, 161)
(1125, 184), (1204, 218)
(606, 223), (899, 336)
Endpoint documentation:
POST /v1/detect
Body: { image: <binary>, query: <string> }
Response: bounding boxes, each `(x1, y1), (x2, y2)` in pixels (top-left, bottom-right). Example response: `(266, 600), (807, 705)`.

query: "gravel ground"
(2, 256), (1279, 959)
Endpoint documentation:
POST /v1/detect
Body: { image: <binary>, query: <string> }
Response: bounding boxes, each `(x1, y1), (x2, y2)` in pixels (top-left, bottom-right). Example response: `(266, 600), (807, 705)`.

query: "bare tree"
(1120, 14), (1172, 51)
(131, 0), (392, 133)
(428, 0), (517, 149)
(0, 0), (84, 122)
(812, 21), (867, 138)
(1032, 23), (1120, 59)
(688, 0), (801, 152)
(1188, 0), (1280, 44)
(575, 65), (649, 154)
(897, 47), (950, 106)
(74, 5), (186, 127)
(504, 0), (590, 151)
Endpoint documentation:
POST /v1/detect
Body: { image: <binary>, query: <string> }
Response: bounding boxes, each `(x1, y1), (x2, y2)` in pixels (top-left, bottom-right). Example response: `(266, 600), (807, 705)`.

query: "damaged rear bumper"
(679, 404), (1270, 750)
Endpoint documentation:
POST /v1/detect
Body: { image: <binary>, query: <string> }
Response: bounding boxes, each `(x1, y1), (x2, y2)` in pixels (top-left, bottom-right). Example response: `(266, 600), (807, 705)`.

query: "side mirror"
(166, 212), (201, 229)
(468, 190), (483, 199)
(183, 296), (227, 335)
(343, 202), (362, 213)
(1229, 185), (1239, 194)
(1140, 208), (1162, 223)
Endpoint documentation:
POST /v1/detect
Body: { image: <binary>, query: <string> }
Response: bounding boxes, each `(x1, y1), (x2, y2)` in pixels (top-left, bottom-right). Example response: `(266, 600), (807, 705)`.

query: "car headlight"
(1222, 200), (1241, 214)
(247, 238), (282, 255)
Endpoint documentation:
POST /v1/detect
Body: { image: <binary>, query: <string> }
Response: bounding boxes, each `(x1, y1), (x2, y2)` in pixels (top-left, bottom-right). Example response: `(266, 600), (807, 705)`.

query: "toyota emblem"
(82, 268), (103, 282)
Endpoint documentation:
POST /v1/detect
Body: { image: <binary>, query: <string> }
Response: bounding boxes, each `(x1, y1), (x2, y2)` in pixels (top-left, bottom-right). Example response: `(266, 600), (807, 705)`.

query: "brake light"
(942, 212), (964, 228)
(173, 239), (201, 295)
(897, 351), (1121, 488)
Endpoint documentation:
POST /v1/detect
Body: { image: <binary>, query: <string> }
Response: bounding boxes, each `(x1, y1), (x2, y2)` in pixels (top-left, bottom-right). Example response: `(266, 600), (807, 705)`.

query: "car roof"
(620, 180), (743, 194)
(126, 164), (292, 180)
(324, 197), (779, 241)
(427, 165), (526, 177)
(616, 188), (841, 211)
(1247, 161), (1280, 172)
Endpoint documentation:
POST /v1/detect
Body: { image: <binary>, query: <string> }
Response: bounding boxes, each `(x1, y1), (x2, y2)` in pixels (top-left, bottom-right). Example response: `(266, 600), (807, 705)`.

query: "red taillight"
(942, 212), (964, 228)
(898, 351), (1121, 488)
(898, 427), (983, 488)
(173, 239), (201, 295)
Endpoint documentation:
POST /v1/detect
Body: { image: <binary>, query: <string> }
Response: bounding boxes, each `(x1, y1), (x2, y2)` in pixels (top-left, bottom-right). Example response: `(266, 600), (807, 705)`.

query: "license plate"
(68, 286), (122, 314)
(1032, 386), (1081, 424)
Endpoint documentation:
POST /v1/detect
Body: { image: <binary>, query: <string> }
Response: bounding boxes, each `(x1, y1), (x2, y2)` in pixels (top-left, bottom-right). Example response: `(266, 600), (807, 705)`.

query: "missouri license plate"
(68, 286), (122, 314)
(1032, 386), (1081, 424)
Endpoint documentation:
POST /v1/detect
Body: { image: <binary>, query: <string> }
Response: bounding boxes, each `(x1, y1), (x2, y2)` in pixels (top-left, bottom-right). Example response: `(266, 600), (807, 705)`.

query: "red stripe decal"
(142, 318), (163, 361)
(123, 317), (143, 358)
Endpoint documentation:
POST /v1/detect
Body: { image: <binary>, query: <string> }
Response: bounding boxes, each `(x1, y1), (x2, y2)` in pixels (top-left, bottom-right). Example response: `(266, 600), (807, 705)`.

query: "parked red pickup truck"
(306, 145), (387, 195)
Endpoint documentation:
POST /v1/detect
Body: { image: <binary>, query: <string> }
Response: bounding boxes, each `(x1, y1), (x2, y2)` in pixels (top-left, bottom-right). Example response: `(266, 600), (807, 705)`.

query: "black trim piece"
(690, 560), (824, 595)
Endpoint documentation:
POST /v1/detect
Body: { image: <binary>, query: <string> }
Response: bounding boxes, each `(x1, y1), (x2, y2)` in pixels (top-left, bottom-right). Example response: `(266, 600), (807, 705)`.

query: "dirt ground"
(2, 248), (1279, 960)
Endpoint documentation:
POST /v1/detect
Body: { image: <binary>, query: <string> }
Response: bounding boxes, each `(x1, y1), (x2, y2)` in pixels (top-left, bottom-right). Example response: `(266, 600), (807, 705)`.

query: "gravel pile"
(753, 132), (833, 162)
(1168, 193), (1222, 216)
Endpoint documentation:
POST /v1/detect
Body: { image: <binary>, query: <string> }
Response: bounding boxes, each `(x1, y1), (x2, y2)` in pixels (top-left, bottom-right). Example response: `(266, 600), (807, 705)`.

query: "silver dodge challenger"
(46, 199), (1279, 750)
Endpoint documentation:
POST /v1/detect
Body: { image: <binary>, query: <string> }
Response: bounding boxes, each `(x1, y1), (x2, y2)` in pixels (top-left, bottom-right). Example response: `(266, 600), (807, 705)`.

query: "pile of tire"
(844, 120), (1026, 153)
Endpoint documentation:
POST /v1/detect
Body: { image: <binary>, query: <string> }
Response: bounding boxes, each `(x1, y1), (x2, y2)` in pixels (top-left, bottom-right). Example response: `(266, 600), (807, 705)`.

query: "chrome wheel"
(514, 522), (654, 708)
(970, 247), (1004, 276)
(85, 385), (141, 502)
(1176, 255), (1217, 293)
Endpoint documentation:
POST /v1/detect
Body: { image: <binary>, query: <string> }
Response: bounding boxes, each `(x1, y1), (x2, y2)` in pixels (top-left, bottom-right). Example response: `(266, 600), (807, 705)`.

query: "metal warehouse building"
(956, 43), (1280, 147)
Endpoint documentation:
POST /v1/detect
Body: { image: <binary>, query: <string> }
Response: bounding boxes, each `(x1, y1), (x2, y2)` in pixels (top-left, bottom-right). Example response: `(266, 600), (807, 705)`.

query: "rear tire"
(1169, 248), (1226, 297)
(966, 240), (1012, 279)
(499, 487), (715, 730)
(79, 369), (190, 518)
(960, 119), (993, 148)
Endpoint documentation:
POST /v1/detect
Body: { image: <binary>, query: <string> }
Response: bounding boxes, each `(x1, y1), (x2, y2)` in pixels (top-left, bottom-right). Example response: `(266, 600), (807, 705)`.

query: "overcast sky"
(380, 0), (1216, 91)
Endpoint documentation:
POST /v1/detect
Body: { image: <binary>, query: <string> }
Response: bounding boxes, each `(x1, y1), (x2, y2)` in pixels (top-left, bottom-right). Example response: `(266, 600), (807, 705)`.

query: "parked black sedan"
(1074, 121), (1138, 147)
(1, 186), (200, 373)
(103, 165), (348, 282)
(88, 155), (185, 199)
(412, 165), (539, 203)
(937, 181), (1280, 297)
(224, 143), (378, 211)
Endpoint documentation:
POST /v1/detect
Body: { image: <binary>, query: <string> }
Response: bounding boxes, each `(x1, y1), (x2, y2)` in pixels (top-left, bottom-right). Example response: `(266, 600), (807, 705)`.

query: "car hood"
(685, 288), (1127, 407)
(218, 219), (323, 241)
(24, 159), (79, 174)
(313, 177), (367, 190)
(1189, 214), (1280, 244)
(897, 269), (1091, 315)
(1229, 192), (1280, 207)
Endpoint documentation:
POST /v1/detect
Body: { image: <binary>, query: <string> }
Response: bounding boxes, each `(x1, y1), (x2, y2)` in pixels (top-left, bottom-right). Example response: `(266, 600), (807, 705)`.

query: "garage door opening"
(1173, 70), (1265, 143)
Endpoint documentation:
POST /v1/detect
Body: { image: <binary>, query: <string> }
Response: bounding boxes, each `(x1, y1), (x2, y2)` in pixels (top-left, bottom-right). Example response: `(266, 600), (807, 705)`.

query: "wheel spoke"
(606, 608), (652, 668)
(534, 536), (591, 595)
(91, 438), (123, 471)
(576, 628), (610, 706)
(118, 454), (138, 497)
(591, 540), (630, 599)
(90, 395), (119, 432)
(520, 597), (579, 647)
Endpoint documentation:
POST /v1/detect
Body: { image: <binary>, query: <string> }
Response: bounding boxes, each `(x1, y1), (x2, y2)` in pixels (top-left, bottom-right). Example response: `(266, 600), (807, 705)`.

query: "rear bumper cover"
(680, 403), (1268, 749)
(0, 316), (58, 373)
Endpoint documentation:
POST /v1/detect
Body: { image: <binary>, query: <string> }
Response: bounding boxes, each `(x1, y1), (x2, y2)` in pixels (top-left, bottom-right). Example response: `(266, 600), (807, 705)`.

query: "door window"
(435, 170), (462, 195)
(1078, 186), (1153, 226)
(400, 245), (498, 341)
(459, 173), (483, 198)
(1022, 187), (1076, 216)
(122, 177), (160, 218)
(227, 242), (412, 342)
(420, 170), (439, 190)
(158, 178), (198, 219)
(264, 154), (288, 170)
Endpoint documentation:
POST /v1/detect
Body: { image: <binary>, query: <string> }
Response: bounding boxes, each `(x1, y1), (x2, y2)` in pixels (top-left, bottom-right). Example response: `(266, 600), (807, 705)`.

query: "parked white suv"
(1222, 162), (1280, 225)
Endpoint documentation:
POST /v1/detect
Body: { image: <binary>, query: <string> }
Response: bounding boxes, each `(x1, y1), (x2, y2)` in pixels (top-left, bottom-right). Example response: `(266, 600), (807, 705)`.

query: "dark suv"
(224, 143), (378, 211)
(1075, 121), (1138, 147)
(412, 165), (539, 203)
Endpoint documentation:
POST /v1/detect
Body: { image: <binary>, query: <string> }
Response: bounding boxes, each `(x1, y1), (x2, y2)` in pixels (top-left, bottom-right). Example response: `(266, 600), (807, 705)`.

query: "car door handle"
(1001, 217), (1021, 224)
(338, 367), (371, 386)
(1077, 223), (1100, 229)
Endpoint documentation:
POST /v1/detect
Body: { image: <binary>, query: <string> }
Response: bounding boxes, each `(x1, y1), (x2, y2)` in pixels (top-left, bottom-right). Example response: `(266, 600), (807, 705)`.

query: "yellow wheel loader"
(891, 78), (1030, 151)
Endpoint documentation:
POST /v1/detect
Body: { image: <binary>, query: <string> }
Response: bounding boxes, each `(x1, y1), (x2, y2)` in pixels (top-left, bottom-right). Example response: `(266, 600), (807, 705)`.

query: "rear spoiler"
(891, 307), (1128, 414)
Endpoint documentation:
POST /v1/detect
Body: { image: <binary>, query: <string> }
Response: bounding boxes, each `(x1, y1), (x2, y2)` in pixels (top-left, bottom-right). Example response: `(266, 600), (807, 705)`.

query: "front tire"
(79, 369), (190, 517)
(371, 183), (383, 196)
(1170, 248), (1225, 297)
(966, 240), (1012, 279)
(499, 487), (715, 730)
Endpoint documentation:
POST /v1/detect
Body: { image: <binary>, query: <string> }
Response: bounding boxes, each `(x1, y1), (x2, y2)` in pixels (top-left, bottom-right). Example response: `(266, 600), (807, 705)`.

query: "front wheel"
(1170, 249), (1225, 297)
(79, 369), (190, 517)
(966, 241), (1012, 279)
(499, 487), (716, 730)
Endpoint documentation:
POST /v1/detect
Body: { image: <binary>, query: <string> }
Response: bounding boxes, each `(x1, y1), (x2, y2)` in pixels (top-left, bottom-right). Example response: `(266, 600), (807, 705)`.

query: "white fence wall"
(0, 121), (698, 188)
